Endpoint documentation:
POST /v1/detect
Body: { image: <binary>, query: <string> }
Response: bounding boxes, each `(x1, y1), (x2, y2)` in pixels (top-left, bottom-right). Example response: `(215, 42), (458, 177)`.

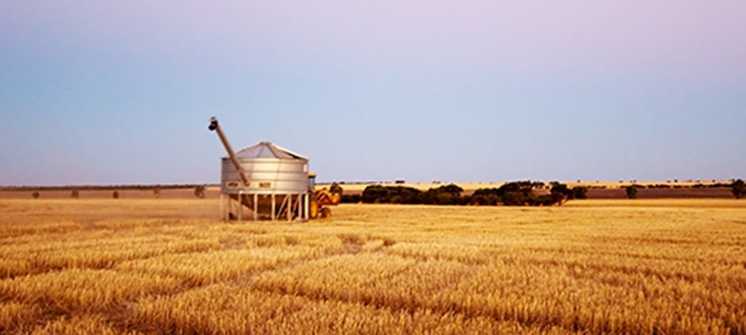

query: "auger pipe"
(208, 117), (250, 186)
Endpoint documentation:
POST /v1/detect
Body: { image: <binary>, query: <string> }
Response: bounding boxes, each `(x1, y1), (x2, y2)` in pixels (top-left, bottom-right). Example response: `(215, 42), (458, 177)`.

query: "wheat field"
(0, 199), (745, 334)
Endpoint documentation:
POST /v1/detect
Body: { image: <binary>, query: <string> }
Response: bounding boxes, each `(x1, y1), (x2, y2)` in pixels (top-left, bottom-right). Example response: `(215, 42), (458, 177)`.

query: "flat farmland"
(1, 199), (745, 334)
(0, 188), (222, 200)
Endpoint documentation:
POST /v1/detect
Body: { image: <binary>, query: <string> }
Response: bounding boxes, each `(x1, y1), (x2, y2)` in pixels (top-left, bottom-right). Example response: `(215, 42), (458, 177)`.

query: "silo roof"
(235, 141), (308, 161)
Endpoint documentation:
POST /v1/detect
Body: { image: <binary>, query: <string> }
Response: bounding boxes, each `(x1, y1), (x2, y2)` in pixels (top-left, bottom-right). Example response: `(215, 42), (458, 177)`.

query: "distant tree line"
(18, 179), (746, 201)
(469, 182), (587, 206)
(24, 185), (211, 199)
(631, 183), (734, 190)
(348, 181), (589, 207)
(343, 179), (746, 204)
(623, 179), (744, 199)
(2, 184), (217, 192)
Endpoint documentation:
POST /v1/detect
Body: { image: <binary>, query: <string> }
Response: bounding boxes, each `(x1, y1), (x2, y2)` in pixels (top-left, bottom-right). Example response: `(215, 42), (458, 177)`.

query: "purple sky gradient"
(1, 1), (744, 185)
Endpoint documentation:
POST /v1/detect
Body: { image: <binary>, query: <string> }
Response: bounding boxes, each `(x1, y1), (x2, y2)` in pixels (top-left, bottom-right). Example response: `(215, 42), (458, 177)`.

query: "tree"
(421, 184), (463, 205)
(625, 186), (638, 199)
(550, 183), (571, 197)
(194, 185), (206, 199)
(550, 183), (573, 205)
(112, 191), (120, 199)
(32, 191), (40, 199)
(732, 179), (745, 199)
(362, 185), (389, 203)
(470, 193), (499, 206)
(435, 184), (464, 197)
(501, 191), (528, 206)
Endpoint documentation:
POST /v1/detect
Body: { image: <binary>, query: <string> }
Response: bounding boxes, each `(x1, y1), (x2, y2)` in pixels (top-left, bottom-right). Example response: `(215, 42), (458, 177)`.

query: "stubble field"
(0, 199), (745, 334)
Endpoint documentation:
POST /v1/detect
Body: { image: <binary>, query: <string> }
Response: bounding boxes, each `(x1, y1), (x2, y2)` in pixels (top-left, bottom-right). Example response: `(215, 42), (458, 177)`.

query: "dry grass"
(30, 314), (139, 335)
(0, 269), (181, 312)
(0, 199), (745, 334)
(117, 247), (324, 286)
(133, 284), (566, 335)
(0, 302), (42, 333)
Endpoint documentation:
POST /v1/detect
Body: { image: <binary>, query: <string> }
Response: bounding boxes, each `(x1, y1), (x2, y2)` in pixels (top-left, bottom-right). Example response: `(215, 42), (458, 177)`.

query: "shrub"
(420, 186), (458, 205)
(501, 191), (530, 206)
(547, 182), (575, 205)
(470, 194), (499, 206)
(397, 187), (424, 204)
(341, 194), (361, 203)
(625, 186), (638, 199)
(361, 185), (422, 204)
(473, 188), (501, 198)
(112, 191), (120, 199)
(153, 187), (161, 199)
(471, 188), (503, 205)
(361, 185), (389, 203)
(572, 187), (588, 199)
(732, 179), (745, 199)
(71, 190), (80, 199)
(470, 181), (562, 206)
(32, 191), (40, 199)
(533, 195), (558, 206)
(501, 181), (544, 193)
(434, 192), (458, 205)
(434, 184), (463, 197)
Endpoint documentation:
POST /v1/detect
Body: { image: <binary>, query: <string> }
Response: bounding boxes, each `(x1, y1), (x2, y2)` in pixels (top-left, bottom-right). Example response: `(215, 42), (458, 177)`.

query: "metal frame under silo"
(219, 191), (310, 222)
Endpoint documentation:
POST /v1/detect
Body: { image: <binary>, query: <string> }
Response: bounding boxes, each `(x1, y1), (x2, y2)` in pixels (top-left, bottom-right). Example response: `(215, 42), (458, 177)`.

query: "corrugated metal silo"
(221, 142), (309, 194)
(219, 141), (311, 221)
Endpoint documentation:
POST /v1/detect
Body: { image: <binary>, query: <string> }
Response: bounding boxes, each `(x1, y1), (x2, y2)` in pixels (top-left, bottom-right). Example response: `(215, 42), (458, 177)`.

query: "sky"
(1, 0), (745, 185)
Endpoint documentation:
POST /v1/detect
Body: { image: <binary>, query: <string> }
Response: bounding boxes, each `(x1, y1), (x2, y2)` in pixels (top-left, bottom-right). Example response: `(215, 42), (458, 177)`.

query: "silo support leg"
(296, 194), (303, 220)
(287, 195), (293, 221)
(304, 193), (309, 221)
(271, 194), (276, 221)
(253, 194), (258, 221)
(277, 196), (288, 219)
(238, 192), (243, 223)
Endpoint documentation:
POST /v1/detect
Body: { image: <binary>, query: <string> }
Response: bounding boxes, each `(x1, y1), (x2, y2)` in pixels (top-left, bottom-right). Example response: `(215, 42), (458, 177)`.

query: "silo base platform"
(220, 192), (310, 222)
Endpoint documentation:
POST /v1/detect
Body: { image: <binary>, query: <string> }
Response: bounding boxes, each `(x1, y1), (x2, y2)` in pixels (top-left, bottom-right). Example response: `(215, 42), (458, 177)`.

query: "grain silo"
(209, 117), (311, 221)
